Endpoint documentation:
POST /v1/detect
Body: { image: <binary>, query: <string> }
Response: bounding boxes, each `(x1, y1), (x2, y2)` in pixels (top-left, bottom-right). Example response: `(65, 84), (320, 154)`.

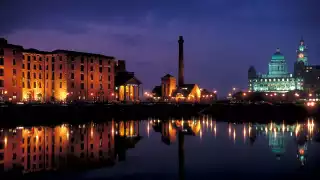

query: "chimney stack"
(178, 36), (184, 87)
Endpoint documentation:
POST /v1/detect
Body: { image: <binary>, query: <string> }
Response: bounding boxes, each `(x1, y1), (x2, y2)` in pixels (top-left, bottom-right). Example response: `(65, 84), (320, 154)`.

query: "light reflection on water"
(0, 117), (320, 179)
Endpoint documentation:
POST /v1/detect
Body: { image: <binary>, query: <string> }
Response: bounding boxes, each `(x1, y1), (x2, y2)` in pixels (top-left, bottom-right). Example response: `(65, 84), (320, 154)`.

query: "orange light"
(309, 93), (312, 97)
(243, 93), (246, 96)
(299, 149), (304, 155)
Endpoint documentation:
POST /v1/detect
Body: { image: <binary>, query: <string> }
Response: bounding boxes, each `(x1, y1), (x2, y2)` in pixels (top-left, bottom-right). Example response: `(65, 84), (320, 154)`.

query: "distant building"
(0, 38), (116, 102)
(171, 84), (201, 102)
(200, 89), (217, 103)
(114, 60), (142, 102)
(161, 74), (177, 99)
(248, 48), (303, 93)
(248, 38), (320, 95)
(294, 38), (320, 93)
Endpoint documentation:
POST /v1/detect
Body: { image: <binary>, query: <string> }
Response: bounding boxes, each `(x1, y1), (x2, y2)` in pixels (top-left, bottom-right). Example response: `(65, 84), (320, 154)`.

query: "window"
(81, 65), (84, 72)
(59, 73), (62, 79)
(12, 49), (16, 55)
(108, 76), (111, 81)
(34, 82), (36, 88)
(90, 83), (93, 89)
(108, 67), (111, 73)
(0, 80), (3, 87)
(27, 63), (30, 70)
(60, 82), (62, 88)
(27, 81), (31, 88)
(99, 84), (103, 90)
(22, 63), (25, 69)
(81, 57), (85, 64)
(71, 64), (74, 70)
(34, 64), (36, 70)
(52, 64), (55, 71)
(108, 60), (111, 65)
(108, 84), (111, 89)
(39, 82), (41, 88)
(22, 82), (25, 88)
(13, 59), (16, 65)
(90, 66), (93, 71)
(99, 75), (102, 81)
(33, 56), (36, 61)
(39, 73), (42, 79)
(12, 79), (16, 87)
(71, 82), (74, 88)
(27, 72), (30, 79)
(99, 67), (102, 73)
(59, 56), (62, 61)
(81, 143), (84, 150)
(0, 58), (4, 65)
(80, 83), (84, 89)
(59, 64), (62, 70)
(52, 57), (55, 62)
(46, 65), (48, 70)
(52, 72), (55, 80)
(33, 73), (36, 79)
(0, 69), (3, 76)
(80, 74), (84, 81)
(71, 73), (74, 79)
(27, 56), (30, 62)
(99, 59), (102, 65)
(39, 65), (42, 70)
(90, 74), (93, 80)
(39, 57), (42, 61)
(13, 69), (16, 75)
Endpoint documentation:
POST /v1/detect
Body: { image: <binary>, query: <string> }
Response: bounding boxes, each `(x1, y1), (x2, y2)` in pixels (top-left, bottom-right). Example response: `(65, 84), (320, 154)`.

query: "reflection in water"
(0, 117), (319, 178)
(0, 120), (142, 174)
(151, 117), (318, 172)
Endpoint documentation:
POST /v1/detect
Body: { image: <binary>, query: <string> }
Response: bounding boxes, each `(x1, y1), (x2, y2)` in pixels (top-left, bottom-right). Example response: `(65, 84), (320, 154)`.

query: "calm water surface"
(1, 117), (320, 179)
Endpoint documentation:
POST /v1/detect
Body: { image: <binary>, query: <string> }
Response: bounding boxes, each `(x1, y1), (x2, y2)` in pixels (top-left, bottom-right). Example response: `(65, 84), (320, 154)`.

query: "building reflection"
(114, 120), (141, 161)
(150, 118), (202, 145)
(0, 120), (142, 174)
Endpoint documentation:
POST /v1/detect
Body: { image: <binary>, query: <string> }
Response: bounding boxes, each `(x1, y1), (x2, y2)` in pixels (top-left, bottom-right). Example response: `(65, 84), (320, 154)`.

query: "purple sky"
(1, 0), (320, 95)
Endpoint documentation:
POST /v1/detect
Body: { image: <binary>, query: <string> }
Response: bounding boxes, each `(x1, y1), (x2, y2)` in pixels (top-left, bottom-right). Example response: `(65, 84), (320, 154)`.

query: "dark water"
(1, 117), (320, 179)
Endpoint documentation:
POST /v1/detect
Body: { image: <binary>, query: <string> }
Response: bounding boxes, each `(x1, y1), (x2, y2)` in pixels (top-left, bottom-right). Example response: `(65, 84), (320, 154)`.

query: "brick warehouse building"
(0, 38), (116, 102)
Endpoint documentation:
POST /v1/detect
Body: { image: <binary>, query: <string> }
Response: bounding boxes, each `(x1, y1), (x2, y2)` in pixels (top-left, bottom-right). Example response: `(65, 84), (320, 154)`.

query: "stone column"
(137, 85), (140, 101)
(128, 85), (131, 101)
(124, 85), (127, 101)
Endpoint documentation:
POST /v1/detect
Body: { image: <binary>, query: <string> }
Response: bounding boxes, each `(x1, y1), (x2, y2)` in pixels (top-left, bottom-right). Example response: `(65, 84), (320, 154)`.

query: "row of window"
(22, 55), (112, 65)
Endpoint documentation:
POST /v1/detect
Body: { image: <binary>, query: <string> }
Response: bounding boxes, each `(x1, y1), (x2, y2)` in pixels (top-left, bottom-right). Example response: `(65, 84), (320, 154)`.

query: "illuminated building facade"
(0, 122), (115, 173)
(161, 74), (177, 99)
(294, 38), (320, 93)
(114, 60), (142, 102)
(248, 48), (303, 93)
(0, 38), (116, 102)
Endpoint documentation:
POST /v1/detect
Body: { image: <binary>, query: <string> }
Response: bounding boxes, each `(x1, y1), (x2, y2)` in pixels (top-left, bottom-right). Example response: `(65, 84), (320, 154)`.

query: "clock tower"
(296, 37), (308, 65)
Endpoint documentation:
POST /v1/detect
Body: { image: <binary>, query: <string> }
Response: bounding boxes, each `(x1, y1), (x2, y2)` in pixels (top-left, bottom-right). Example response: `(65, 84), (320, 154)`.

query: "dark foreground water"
(1, 117), (320, 180)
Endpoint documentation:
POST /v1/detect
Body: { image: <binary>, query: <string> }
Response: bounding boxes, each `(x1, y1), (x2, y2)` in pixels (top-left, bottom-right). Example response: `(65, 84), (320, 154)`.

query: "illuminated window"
(39, 65), (42, 70)
(80, 83), (84, 89)
(60, 82), (62, 88)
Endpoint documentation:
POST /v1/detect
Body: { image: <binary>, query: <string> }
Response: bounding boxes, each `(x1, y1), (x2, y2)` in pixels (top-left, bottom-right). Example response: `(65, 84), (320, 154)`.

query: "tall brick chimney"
(178, 36), (184, 87)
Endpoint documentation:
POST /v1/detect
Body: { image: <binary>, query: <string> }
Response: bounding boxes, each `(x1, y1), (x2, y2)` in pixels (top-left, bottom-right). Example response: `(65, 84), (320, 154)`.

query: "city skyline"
(1, 0), (320, 94)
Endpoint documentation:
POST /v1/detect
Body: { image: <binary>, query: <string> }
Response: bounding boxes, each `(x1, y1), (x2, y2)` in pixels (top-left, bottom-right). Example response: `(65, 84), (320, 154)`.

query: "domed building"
(248, 48), (303, 93)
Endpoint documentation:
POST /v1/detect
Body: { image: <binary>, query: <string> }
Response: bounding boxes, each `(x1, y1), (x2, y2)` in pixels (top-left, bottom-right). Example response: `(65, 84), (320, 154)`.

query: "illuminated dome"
(271, 48), (285, 61)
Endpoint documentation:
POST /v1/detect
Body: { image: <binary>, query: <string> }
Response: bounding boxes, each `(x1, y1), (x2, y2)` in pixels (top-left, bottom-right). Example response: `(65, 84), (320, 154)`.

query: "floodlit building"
(248, 48), (303, 93)
(0, 38), (116, 102)
(248, 38), (320, 94)
(114, 60), (142, 102)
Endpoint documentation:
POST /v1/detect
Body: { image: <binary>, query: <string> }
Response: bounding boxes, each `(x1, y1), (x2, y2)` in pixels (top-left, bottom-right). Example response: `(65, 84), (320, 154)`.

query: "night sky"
(1, 0), (320, 95)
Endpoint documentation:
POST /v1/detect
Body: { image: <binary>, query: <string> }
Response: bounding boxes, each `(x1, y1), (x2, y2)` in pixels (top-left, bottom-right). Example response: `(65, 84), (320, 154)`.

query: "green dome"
(271, 48), (285, 60)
